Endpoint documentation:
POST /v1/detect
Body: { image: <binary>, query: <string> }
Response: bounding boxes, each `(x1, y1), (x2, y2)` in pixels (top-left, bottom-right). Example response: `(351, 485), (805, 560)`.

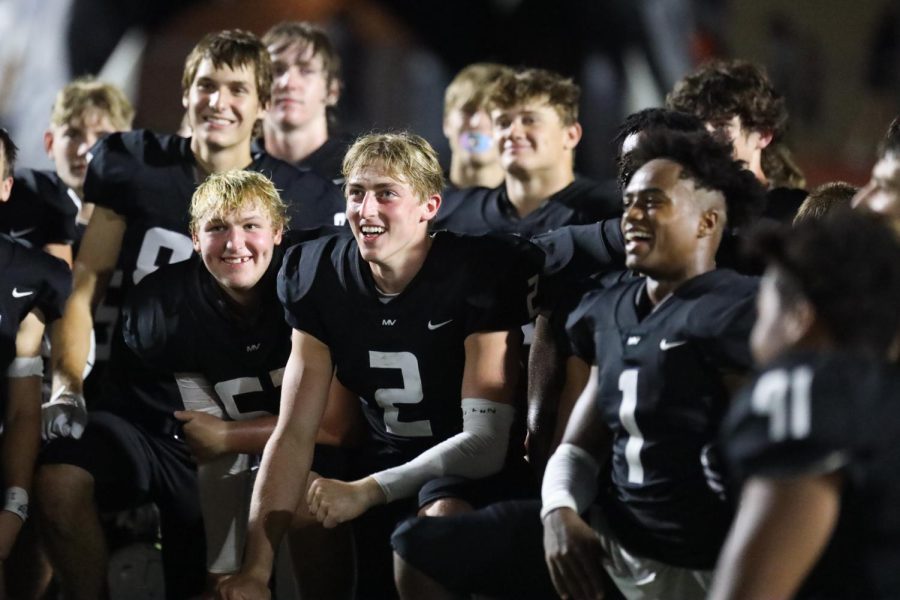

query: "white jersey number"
(618, 369), (645, 484)
(369, 350), (433, 437)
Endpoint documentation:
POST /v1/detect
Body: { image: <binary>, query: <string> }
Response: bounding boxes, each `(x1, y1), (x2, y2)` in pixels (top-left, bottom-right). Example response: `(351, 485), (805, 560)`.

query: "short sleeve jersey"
(724, 353), (900, 599)
(278, 230), (543, 463)
(0, 168), (77, 249)
(566, 269), (758, 569)
(84, 130), (343, 424)
(0, 237), (71, 409)
(434, 177), (621, 238)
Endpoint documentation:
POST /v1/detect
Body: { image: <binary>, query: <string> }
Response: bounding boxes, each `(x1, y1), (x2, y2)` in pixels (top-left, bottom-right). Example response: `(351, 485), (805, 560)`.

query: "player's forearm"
(51, 274), (100, 393)
(223, 416), (278, 455)
(2, 377), (42, 492)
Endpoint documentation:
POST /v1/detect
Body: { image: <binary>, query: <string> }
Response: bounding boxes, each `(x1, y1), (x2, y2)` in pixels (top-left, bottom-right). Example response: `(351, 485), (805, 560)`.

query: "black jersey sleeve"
(692, 274), (758, 371)
(82, 131), (141, 217)
(33, 253), (72, 323)
(13, 169), (78, 245)
(462, 234), (544, 333)
(564, 290), (604, 364)
(724, 357), (858, 483)
(276, 235), (335, 343)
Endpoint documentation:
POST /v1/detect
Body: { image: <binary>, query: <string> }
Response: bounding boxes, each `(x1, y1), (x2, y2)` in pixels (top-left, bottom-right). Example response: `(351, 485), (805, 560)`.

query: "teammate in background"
(542, 129), (764, 599)
(442, 63), (511, 191)
(793, 181), (857, 224)
(434, 67), (620, 237)
(261, 21), (350, 184)
(123, 170), (360, 596)
(219, 132), (542, 600)
(667, 58), (807, 222)
(0, 237), (71, 595)
(853, 115), (900, 229)
(711, 211), (900, 599)
(36, 29), (344, 600)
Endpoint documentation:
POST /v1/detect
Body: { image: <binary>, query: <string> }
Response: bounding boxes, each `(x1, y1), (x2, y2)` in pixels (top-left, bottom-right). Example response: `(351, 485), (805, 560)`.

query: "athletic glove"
(42, 388), (87, 440)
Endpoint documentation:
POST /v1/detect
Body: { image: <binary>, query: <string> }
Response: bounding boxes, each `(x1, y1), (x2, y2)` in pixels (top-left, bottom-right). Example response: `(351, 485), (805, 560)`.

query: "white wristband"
(6, 356), (43, 378)
(540, 443), (600, 520)
(4, 486), (29, 522)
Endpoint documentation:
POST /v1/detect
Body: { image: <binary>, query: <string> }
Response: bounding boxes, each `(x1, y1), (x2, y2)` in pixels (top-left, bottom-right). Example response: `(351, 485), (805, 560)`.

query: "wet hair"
(613, 108), (705, 190)
(50, 77), (135, 131)
(486, 68), (580, 125)
(879, 115), (900, 158)
(342, 132), (444, 202)
(444, 63), (512, 117)
(749, 209), (900, 358)
(0, 128), (18, 178)
(793, 181), (856, 225)
(666, 59), (787, 138)
(182, 29), (272, 106)
(190, 170), (288, 234)
(627, 128), (767, 229)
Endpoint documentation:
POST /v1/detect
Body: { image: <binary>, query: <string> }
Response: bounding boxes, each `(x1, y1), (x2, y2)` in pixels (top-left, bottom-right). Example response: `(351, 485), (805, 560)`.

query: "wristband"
(6, 356), (43, 378)
(3, 486), (28, 522)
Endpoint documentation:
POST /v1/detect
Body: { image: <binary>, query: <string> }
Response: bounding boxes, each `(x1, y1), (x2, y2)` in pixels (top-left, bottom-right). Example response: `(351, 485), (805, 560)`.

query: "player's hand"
(307, 476), (384, 528)
(173, 410), (229, 462)
(215, 571), (271, 600)
(41, 388), (87, 440)
(542, 507), (606, 600)
(0, 510), (24, 561)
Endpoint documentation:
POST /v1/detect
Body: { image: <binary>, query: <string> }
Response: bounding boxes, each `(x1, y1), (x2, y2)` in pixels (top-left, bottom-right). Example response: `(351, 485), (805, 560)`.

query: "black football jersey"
(567, 269), (758, 569)
(0, 168), (77, 249)
(84, 130), (344, 426)
(724, 352), (900, 599)
(254, 134), (352, 187)
(278, 230), (543, 464)
(434, 177), (621, 238)
(0, 237), (71, 410)
(121, 229), (334, 421)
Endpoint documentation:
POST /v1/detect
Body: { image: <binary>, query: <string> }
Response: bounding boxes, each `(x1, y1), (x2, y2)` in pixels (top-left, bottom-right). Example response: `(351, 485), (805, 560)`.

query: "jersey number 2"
(369, 351), (433, 437)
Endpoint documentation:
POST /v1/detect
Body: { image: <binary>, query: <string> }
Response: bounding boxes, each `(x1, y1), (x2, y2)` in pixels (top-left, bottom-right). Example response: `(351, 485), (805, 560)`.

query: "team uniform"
(724, 352), (900, 599)
(39, 129), (345, 598)
(255, 134), (354, 185)
(434, 177), (621, 237)
(278, 229), (542, 597)
(0, 168), (77, 250)
(564, 269), (757, 596)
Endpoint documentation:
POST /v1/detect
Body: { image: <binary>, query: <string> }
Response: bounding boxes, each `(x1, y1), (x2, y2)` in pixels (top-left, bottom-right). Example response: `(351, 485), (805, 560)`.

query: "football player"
(218, 132), (542, 599)
(710, 211), (900, 599)
(0, 237), (70, 595)
(853, 114), (900, 231)
(35, 29), (344, 600)
(541, 128), (764, 599)
(434, 67), (620, 237)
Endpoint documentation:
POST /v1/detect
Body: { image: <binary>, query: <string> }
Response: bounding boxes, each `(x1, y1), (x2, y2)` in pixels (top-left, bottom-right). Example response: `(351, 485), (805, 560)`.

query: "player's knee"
(418, 496), (472, 517)
(35, 464), (95, 525)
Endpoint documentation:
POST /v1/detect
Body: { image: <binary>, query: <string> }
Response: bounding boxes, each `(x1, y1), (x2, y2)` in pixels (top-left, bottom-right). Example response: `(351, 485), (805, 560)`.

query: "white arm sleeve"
(371, 398), (515, 503)
(540, 442), (601, 520)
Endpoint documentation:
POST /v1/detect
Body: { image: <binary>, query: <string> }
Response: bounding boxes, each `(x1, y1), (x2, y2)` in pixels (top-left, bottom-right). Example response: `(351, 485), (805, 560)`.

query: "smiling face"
(44, 108), (117, 195)
(192, 202), (282, 306)
(183, 59), (265, 153)
(491, 98), (581, 176)
(622, 158), (721, 280)
(345, 163), (439, 271)
(444, 104), (498, 168)
(267, 42), (336, 132)
(853, 151), (900, 232)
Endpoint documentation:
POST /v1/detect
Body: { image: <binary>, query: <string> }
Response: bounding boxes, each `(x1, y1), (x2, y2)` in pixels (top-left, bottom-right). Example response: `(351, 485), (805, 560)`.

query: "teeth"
(223, 257), (250, 264)
(361, 225), (385, 234)
(625, 231), (651, 241)
(206, 117), (231, 125)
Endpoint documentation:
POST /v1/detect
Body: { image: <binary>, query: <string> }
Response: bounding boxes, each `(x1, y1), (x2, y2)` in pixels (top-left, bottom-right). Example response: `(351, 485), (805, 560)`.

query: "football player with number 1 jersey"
(711, 212), (900, 600)
(220, 133), (543, 600)
(541, 129), (765, 600)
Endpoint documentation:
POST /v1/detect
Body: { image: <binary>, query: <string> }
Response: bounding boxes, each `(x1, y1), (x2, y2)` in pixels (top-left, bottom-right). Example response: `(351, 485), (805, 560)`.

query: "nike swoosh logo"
(659, 339), (687, 350)
(427, 319), (453, 330)
(12, 288), (34, 298)
(9, 227), (36, 238)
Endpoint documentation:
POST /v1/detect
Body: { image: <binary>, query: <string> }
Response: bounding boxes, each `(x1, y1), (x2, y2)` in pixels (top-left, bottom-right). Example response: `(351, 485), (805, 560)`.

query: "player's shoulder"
(252, 151), (334, 190)
(1, 237), (72, 319)
(98, 129), (185, 161)
(681, 269), (759, 321)
(278, 227), (353, 304)
(434, 185), (497, 226)
(438, 229), (542, 264)
(553, 176), (621, 219)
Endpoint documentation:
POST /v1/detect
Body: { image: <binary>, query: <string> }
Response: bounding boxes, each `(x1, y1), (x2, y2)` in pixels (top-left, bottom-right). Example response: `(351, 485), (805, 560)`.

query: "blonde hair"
(190, 170), (288, 233)
(444, 63), (511, 117)
(50, 77), (134, 130)
(342, 132), (444, 202)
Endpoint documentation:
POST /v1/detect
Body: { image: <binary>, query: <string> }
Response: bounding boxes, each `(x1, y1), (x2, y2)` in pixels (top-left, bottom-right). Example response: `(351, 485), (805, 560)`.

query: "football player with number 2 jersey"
(711, 211), (900, 600)
(541, 129), (765, 600)
(219, 133), (542, 600)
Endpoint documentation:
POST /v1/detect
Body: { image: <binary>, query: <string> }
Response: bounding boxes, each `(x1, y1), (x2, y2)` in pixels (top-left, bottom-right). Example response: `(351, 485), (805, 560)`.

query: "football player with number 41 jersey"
(219, 132), (543, 600)
(541, 129), (765, 600)
(711, 211), (900, 600)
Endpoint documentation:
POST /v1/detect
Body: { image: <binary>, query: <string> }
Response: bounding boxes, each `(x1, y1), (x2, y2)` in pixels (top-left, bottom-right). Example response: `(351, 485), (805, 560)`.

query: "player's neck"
(263, 119), (329, 164)
(367, 235), (433, 295)
(191, 138), (253, 175)
(504, 166), (574, 218)
(449, 159), (504, 189)
(645, 258), (716, 306)
(748, 151), (769, 187)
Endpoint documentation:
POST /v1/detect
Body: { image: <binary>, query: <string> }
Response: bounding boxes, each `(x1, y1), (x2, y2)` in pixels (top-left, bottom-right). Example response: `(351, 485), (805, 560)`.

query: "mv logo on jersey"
(246, 343), (261, 352)
(382, 319), (396, 327)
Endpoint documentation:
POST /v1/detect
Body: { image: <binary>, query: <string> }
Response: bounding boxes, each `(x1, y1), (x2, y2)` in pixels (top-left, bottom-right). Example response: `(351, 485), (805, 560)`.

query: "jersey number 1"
(619, 369), (645, 484)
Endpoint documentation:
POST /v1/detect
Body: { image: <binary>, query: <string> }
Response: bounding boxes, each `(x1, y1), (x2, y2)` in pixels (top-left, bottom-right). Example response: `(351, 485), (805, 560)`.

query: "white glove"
(42, 388), (88, 441)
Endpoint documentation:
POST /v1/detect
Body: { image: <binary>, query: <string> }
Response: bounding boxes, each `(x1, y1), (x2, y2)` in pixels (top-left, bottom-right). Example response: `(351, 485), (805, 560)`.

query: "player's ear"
(786, 297), (817, 343)
(697, 207), (721, 238)
(43, 130), (54, 157)
(564, 121), (582, 150)
(326, 77), (340, 107)
(0, 175), (12, 202)
(421, 194), (441, 222)
(273, 225), (283, 245)
(191, 230), (201, 253)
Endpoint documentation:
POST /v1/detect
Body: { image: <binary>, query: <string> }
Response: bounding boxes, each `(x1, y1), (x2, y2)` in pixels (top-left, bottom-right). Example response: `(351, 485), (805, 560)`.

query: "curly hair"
(749, 209), (900, 358)
(666, 59), (787, 138)
(486, 68), (580, 125)
(627, 129), (766, 229)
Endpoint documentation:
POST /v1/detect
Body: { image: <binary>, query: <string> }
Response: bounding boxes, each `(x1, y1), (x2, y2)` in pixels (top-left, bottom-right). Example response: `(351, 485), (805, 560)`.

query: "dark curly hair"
(748, 209), (900, 359)
(486, 68), (580, 125)
(666, 59), (787, 138)
(627, 128), (766, 230)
